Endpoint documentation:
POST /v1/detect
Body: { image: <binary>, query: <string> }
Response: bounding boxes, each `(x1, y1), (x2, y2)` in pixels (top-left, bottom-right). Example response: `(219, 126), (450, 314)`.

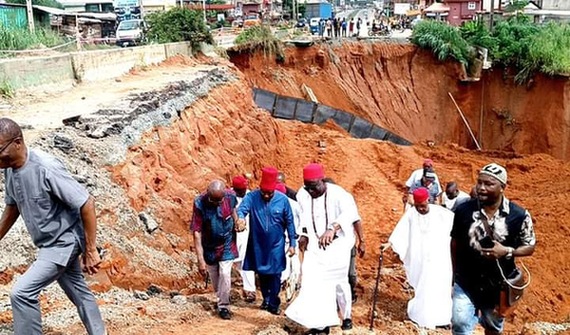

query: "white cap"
(480, 163), (507, 186)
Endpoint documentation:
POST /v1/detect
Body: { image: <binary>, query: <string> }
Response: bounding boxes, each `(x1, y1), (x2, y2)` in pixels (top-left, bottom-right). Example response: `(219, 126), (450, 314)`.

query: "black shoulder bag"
(481, 218), (531, 317)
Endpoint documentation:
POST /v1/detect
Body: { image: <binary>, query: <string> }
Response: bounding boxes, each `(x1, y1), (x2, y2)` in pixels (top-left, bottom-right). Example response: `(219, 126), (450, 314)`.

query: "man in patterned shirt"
(191, 180), (240, 320)
(451, 163), (536, 335)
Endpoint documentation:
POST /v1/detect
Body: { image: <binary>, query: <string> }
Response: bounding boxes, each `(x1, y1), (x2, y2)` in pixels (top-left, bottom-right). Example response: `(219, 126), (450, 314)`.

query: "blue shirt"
(409, 179), (441, 204)
(237, 190), (296, 275)
(191, 192), (239, 265)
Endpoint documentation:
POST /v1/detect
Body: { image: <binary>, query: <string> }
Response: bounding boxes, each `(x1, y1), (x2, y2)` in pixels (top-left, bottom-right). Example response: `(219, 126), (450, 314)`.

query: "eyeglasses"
(0, 137), (20, 155)
(208, 196), (224, 204)
(304, 184), (319, 191)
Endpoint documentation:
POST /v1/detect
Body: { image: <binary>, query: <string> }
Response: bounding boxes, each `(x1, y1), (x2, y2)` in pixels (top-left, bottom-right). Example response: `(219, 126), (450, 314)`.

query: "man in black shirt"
(277, 172), (297, 201)
(451, 163), (536, 335)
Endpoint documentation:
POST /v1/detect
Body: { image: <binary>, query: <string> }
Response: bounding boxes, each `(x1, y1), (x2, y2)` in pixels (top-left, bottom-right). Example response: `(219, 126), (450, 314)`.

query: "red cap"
(276, 183), (287, 194)
(232, 175), (248, 189)
(260, 167), (278, 192)
(423, 159), (434, 168)
(303, 163), (325, 180)
(413, 187), (430, 203)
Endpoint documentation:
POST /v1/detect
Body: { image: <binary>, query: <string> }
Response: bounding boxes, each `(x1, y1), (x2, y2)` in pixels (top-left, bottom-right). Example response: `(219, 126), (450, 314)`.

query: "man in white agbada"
(285, 163), (358, 334)
(383, 187), (454, 329)
(276, 183), (302, 301)
(232, 176), (256, 303)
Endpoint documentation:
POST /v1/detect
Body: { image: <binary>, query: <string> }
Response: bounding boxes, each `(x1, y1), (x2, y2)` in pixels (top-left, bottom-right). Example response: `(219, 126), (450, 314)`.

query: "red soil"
(230, 42), (570, 161)
(110, 57), (570, 333)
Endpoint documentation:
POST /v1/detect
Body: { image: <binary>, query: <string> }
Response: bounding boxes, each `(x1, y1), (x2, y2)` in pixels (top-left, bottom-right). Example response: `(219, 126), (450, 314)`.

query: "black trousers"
(259, 273), (281, 310)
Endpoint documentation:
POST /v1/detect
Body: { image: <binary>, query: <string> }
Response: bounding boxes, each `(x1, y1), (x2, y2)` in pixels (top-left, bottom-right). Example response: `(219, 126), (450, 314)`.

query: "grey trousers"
(207, 260), (233, 310)
(10, 243), (105, 335)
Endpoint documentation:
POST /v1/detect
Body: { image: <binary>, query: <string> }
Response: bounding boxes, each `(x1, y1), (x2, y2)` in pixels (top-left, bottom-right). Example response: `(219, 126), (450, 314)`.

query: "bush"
(411, 20), (471, 65)
(145, 8), (213, 49)
(460, 21), (497, 52)
(234, 25), (284, 60)
(491, 16), (538, 68)
(0, 26), (66, 53)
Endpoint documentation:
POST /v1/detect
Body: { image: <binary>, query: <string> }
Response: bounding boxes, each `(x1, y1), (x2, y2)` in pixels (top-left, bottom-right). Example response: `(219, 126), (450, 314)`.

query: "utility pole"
(489, 0), (495, 32)
(26, 0), (35, 33)
(203, 0), (207, 23)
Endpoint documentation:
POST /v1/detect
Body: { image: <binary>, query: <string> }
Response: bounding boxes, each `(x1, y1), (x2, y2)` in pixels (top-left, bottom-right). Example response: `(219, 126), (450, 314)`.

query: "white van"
(116, 19), (146, 47)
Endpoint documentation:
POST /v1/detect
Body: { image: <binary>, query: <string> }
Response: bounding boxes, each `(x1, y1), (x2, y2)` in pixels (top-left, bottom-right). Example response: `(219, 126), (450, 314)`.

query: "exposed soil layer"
(230, 42), (570, 161)
(112, 62), (570, 333)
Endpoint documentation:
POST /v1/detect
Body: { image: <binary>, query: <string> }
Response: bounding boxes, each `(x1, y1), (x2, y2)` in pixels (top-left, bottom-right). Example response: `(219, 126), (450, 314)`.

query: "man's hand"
(319, 229), (336, 250)
(82, 249), (102, 275)
(481, 242), (509, 260)
(235, 218), (246, 232)
(298, 236), (308, 252)
(198, 259), (207, 277)
(356, 240), (366, 258)
(402, 193), (409, 204)
(288, 247), (296, 257)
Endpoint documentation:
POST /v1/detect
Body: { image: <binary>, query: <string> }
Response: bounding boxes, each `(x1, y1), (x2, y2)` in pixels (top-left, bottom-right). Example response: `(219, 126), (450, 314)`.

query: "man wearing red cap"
(231, 176), (256, 303)
(236, 167), (297, 315)
(382, 187), (454, 329)
(286, 163), (360, 333)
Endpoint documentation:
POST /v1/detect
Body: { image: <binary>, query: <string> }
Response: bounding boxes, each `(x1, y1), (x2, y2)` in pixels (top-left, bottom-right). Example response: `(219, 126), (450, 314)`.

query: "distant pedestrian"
(356, 18), (361, 36)
(319, 19), (325, 38)
(341, 19), (347, 37)
(0, 118), (106, 335)
(192, 180), (240, 320)
(349, 19), (354, 36)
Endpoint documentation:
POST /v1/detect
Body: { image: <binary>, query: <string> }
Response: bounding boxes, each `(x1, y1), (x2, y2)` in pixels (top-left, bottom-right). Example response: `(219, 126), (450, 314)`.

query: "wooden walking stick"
(369, 248), (385, 331)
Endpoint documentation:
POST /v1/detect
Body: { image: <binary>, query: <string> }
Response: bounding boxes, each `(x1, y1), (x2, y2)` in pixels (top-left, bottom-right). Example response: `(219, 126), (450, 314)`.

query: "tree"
(145, 8), (213, 49)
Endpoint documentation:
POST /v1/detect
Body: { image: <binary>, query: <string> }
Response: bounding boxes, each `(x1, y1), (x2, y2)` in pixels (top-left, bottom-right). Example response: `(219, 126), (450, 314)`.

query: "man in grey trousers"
(0, 118), (105, 335)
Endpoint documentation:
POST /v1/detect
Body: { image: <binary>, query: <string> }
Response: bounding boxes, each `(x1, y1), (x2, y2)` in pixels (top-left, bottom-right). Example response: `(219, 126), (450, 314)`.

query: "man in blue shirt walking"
(237, 167), (296, 315)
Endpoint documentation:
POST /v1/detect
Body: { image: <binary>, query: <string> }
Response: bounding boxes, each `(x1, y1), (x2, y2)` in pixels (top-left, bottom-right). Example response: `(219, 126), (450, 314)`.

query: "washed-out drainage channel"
(253, 88), (412, 146)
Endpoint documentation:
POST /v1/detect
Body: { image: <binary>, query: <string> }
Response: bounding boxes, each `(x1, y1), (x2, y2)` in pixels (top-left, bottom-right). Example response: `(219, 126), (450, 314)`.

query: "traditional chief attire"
(286, 164), (358, 329)
(389, 188), (454, 329)
(276, 183), (302, 301)
(232, 176), (256, 296)
(237, 168), (297, 312)
(4, 149), (105, 335)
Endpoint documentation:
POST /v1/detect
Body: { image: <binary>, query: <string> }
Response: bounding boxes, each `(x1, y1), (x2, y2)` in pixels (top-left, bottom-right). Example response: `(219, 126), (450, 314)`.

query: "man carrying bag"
(450, 163), (536, 335)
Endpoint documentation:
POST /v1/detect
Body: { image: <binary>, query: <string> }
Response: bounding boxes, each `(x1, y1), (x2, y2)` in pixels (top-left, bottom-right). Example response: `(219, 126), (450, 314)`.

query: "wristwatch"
(327, 223), (340, 232)
(505, 247), (514, 260)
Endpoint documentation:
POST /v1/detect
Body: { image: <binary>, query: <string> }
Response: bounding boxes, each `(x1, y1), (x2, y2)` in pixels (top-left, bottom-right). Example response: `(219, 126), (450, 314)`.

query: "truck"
(305, 2), (332, 21)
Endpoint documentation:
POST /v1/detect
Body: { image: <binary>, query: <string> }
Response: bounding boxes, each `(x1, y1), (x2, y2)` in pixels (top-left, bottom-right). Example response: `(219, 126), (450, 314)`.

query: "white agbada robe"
(285, 183), (357, 329)
(388, 204), (454, 329)
(234, 192), (256, 292)
(281, 197), (301, 283)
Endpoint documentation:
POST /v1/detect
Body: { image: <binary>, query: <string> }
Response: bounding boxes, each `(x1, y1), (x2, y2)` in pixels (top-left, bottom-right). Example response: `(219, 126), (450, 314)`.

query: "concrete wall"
(541, 0), (570, 10)
(0, 54), (75, 90)
(253, 88), (411, 146)
(0, 42), (193, 89)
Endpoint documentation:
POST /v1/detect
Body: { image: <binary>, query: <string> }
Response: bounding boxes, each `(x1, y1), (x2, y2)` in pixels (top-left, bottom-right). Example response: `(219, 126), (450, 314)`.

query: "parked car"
(116, 19), (146, 47)
(244, 14), (261, 27)
(232, 18), (244, 28)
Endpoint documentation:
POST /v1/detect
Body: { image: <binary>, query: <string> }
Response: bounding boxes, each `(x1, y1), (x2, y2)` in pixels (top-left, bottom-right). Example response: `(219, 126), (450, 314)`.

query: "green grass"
(412, 18), (570, 83)
(235, 25), (284, 60)
(411, 20), (471, 66)
(0, 80), (14, 99)
(0, 26), (66, 54)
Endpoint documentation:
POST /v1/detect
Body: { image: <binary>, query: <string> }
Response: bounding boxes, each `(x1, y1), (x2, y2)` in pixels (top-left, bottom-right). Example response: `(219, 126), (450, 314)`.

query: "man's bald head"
(445, 181), (459, 200)
(205, 180), (226, 207)
(207, 180), (225, 194)
(0, 118), (23, 140)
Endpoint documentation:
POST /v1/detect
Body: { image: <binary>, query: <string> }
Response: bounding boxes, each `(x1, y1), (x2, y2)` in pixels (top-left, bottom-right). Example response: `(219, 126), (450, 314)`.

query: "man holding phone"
(450, 163), (536, 335)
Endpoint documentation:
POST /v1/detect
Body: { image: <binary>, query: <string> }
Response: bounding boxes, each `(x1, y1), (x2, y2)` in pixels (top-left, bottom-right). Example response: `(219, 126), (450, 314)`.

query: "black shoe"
(304, 327), (330, 335)
(260, 301), (269, 310)
(218, 308), (231, 320)
(341, 318), (352, 330)
(268, 306), (281, 315)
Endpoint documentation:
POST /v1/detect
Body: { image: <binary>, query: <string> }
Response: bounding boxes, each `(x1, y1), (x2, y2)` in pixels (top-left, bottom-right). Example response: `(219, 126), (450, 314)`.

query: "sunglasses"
(0, 137), (20, 155)
(208, 195), (224, 204)
(304, 184), (319, 191)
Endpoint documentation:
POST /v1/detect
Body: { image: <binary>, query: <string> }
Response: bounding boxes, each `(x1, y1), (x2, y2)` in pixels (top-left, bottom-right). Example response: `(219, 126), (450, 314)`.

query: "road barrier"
(253, 88), (411, 145)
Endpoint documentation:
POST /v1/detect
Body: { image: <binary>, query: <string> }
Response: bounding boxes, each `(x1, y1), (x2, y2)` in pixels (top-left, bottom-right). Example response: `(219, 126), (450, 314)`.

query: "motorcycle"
(368, 25), (392, 37)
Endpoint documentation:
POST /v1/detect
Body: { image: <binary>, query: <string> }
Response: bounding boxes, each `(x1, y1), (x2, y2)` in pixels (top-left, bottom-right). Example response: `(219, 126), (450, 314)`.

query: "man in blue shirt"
(191, 180), (239, 320)
(237, 167), (296, 315)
